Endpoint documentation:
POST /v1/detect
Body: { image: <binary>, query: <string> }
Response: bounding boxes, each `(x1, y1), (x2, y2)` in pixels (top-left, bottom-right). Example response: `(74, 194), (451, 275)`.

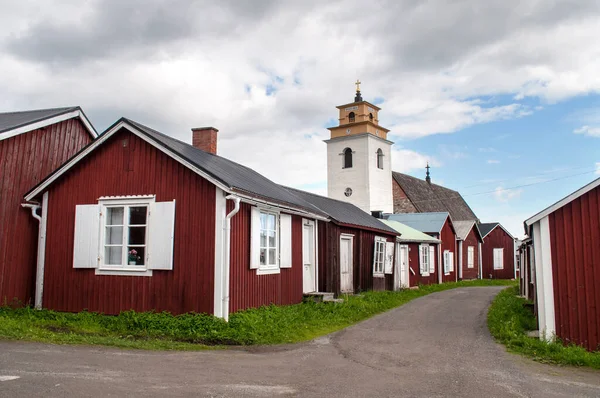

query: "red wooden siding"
(548, 186), (600, 352)
(461, 228), (479, 280)
(0, 119), (91, 305)
(481, 227), (515, 279)
(440, 219), (457, 283)
(408, 242), (438, 286)
(317, 222), (395, 295)
(42, 129), (216, 315)
(228, 202), (304, 313)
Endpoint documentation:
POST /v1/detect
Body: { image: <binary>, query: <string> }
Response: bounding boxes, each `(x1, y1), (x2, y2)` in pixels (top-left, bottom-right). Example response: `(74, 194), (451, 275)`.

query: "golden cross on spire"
(355, 79), (361, 92)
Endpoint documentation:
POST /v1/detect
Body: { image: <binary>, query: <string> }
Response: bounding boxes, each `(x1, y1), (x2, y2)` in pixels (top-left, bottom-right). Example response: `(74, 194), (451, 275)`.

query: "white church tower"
(325, 81), (393, 214)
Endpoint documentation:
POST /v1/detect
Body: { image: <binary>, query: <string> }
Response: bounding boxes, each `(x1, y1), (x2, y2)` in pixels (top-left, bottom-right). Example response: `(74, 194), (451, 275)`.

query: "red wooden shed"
(286, 188), (398, 296)
(0, 107), (97, 306)
(454, 221), (483, 280)
(525, 177), (600, 352)
(23, 118), (327, 319)
(479, 222), (516, 280)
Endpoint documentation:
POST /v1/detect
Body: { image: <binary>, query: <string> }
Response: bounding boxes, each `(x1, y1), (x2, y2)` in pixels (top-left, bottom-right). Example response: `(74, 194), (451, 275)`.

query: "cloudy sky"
(2, 0), (600, 237)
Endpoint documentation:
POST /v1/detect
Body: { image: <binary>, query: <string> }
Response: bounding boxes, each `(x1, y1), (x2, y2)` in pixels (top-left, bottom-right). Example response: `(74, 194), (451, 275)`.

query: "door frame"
(302, 219), (317, 293)
(398, 243), (409, 289)
(339, 233), (354, 293)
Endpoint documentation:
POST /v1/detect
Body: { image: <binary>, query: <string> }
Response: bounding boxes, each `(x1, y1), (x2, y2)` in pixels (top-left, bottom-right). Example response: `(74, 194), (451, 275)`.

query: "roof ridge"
(392, 170), (461, 194)
(0, 106), (78, 116)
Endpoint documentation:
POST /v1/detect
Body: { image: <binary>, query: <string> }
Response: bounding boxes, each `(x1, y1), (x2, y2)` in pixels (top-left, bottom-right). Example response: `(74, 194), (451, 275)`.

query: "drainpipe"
(21, 192), (48, 309)
(222, 195), (240, 322)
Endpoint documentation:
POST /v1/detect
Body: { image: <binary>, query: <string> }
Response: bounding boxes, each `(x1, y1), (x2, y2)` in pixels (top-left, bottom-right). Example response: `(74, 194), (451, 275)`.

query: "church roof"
(392, 172), (478, 221)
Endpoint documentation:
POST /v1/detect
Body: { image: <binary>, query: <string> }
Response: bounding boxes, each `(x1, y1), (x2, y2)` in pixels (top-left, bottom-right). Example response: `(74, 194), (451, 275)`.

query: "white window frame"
(373, 237), (386, 277)
(98, 196), (155, 276)
(493, 248), (504, 270)
(467, 246), (475, 268)
(419, 244), (430, 276)
(443, 250), (451, 275)
(257, 209), (280, 275)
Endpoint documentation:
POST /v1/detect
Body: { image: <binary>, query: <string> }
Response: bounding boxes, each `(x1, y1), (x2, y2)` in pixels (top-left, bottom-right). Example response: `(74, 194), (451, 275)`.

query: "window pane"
(128, 226), (146, 245)
(268, 249), (276, 265)
(260, 248), (266, 265)
(105, 246), (122, 265)
(129, 206), (147, 225)
(260, 230), (267, 247)
(127, 247), (145, 265)
(106, 207), (124, 225)
(268, 231), (276, 248)
(260, 213), (267, 230)
(106, 226), (123, 244)
(266, 214), (276, 231)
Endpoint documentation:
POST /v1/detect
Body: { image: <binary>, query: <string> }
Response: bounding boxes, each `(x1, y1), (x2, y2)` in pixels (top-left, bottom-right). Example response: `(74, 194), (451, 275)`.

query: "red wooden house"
(454, 221), (483, 280)
(479, 223), (516, 280)
(524, 177), (600, 352)
(386, 212), (457, 283)
(0, 107), (97, 306)
(285, 188), (398, 296)
(381, 220), (441, 288)
(518, 238), (535, 303)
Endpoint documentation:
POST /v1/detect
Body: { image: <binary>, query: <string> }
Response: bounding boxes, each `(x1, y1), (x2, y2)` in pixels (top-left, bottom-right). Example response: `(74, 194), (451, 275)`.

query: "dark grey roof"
(392, 172), (478, 221)
(125, 119), (327, 215)
(385, 212), (450, 234)
(284, 187), (397, 234)
(478, 222), (499, 238)
(0, 107), (79, 134)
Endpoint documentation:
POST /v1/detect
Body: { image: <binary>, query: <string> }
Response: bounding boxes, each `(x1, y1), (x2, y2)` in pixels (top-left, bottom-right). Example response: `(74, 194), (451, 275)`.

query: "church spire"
(354, 79), (363, 102)
(425, 162), (431, 184)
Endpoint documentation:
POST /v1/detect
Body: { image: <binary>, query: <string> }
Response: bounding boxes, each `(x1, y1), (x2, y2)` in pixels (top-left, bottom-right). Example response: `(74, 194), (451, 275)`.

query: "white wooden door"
(302, 221), (316, 293)
(399, 245), (409, 288)
(340, 235), (353, 293)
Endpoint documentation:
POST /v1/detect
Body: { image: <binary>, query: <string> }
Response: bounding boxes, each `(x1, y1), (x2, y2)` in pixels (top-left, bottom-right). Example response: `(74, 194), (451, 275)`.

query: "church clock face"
(344, 187), (353, 197)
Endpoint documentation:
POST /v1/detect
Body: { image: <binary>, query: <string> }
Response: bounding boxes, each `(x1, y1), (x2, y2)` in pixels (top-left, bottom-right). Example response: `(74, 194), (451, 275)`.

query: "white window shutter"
(73, 204), (100, 268)
(372, 239), (378, 273)
(384, 241), (394, 274)
(250, 206), (261, 269)
(449, 252), (454, 272)
(280, 214), (292, 268)
(428, 246), (435, 273)
(419, 245), (425, 274)
(147, 200), (176, 270)
(443, 251), (449, 274)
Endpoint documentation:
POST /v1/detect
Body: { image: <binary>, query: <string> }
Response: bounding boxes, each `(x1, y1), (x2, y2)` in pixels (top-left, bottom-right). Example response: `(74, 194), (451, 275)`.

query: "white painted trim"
(525, 177), (600, 227)
(340, 233), (354, 293)
(213, 188), (226, 318)
(0, 109), (97, 141)
(256, 267), (281, 275)
(438, 243), (442, 284)
(34, 192), (49, 309)
(24, 121), (326, 221)
(478, 241), (483, 279)
(532, 217), (556, 340)
(315, 220), (320, 292)
(457, 240), (463, 279)
(95, 269), (153, 276)
(480, 223), (515, 240)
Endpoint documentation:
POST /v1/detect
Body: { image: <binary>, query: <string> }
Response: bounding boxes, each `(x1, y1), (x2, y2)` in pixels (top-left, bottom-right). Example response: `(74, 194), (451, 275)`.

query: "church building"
(325, 81), (394, 214)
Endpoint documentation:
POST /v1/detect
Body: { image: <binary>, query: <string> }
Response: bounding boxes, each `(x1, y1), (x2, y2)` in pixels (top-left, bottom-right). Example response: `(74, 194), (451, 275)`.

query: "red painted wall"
(228, 201), (305, 313)
(407, 242), (438, 286)
(549, 186), (600, 352)
(481, 226), (515, 279)
(0, 118), (92, 305)
(440, 219), (457, 283)
(461, 228), (479, 280)
(42, 129), (216, 315)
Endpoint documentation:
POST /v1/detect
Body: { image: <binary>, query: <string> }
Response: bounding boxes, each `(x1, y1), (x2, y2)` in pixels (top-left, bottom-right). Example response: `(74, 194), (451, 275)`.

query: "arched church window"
(348, 112), (355, 123)
(376, 148), (384, 169)
(343, 148), (353, 169)
(369, 113), (374, 121)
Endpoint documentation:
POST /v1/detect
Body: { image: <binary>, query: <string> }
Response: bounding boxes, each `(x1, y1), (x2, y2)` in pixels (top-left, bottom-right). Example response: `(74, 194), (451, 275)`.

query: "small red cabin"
(454, 221), (483, 280)
(0, 107), (97, 306)
(479, 223), (516, 280)
(525, 177), (600, 352)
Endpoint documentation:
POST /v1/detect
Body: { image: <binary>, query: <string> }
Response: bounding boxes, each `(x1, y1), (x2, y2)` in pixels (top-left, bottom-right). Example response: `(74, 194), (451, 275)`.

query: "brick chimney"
(192, 127), (218, 154)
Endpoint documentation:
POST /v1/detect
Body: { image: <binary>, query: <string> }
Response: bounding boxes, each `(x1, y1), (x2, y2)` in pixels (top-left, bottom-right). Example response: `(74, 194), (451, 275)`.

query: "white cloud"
(478, 147), (497, 153)
(573, 125), (600, 137)
(487, 159), (501, 164)
(493, 186), (523, 202)
(391, 148), (436, 174)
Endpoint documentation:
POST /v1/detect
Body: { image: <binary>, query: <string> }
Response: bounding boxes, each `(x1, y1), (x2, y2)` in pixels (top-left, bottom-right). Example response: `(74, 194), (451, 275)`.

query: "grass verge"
(0, 279), (515, 351)
(488, 286), (600, 369)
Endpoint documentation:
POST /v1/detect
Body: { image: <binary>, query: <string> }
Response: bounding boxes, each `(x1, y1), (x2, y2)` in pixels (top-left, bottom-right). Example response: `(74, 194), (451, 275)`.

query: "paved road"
(1, 287), (599, 397)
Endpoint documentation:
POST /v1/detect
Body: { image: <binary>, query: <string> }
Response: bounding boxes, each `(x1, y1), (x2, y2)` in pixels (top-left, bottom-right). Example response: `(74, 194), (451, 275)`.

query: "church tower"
(325, 81), (393, 214)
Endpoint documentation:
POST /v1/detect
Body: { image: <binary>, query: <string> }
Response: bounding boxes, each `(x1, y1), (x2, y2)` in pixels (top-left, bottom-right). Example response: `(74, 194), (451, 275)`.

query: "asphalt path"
(1, 287), (599, 397)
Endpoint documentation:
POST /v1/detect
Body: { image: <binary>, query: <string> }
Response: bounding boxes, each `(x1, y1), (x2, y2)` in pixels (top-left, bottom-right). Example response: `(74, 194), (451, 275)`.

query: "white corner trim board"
(532, 216), (556, 340)
(0, 109), (97, 141)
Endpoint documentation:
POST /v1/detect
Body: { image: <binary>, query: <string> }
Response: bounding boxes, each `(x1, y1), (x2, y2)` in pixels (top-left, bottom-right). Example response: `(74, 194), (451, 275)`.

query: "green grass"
(488, 286), (600, 369)
(0, 279), (515, 351)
